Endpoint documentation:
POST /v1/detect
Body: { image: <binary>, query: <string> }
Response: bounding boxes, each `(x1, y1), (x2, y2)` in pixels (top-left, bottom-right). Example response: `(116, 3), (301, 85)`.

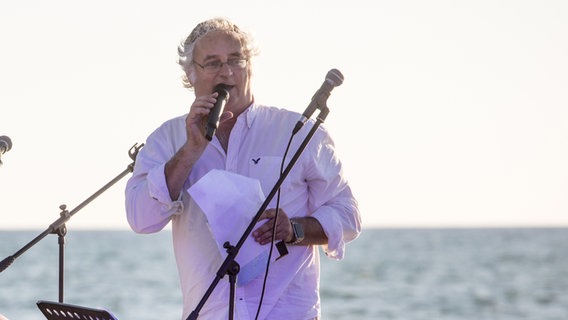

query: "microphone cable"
(254, 130), (296, 320)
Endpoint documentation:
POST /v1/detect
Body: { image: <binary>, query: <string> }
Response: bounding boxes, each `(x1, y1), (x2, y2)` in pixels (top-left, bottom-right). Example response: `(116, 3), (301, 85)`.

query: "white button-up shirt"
(125, 103), (361, 320)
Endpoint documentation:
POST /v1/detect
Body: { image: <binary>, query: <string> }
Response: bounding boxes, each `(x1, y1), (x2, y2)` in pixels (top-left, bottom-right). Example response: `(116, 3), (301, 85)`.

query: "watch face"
(288, 220), (304, 244)
(293, 222), (304, 239)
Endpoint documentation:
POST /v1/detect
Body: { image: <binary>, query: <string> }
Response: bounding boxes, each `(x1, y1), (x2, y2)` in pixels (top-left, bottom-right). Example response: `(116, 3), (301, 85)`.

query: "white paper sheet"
(187, 169), (276, 285)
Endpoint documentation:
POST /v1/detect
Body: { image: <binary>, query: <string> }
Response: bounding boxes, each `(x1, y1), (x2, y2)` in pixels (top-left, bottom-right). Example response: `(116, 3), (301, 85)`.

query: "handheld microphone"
(0, 135), (12, 166)
(205, 84), (230, 141)
(293, 69), (343, 134)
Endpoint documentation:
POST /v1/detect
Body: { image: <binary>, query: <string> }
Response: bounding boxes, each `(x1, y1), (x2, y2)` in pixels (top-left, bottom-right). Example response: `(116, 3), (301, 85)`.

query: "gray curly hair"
(177, 17), (260, 89)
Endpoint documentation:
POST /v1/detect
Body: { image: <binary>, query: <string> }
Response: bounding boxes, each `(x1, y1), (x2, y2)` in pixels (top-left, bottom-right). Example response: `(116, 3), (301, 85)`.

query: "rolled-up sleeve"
(125, 118), (185, 233)
(312, 187), (360, 260)
(307, 129), (362, 260)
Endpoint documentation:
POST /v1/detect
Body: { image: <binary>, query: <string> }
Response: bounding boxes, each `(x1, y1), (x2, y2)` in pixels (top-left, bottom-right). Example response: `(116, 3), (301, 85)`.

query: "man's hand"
(252, 208), (293, 245)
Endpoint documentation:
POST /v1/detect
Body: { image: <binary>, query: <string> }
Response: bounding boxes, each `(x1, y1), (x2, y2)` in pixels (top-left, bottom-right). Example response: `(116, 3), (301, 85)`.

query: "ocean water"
(1, 228), (567, 320)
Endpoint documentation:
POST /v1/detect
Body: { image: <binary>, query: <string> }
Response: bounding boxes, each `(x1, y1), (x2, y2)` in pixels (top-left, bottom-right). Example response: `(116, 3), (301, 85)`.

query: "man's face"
(191, 31), (253, 115)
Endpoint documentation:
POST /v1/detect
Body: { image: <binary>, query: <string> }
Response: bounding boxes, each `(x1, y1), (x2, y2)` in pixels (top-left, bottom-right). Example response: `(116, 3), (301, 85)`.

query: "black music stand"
(37, 300), (118, 320)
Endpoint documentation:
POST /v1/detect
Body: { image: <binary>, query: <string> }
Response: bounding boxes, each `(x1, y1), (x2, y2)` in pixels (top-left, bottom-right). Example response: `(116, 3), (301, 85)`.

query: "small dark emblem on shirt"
(252, 157), (261, 164)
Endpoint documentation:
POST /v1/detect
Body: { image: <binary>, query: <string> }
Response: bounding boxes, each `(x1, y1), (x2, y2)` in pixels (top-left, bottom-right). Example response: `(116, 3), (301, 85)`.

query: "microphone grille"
(0, 135), (12, 151)
(326, 69), (344, 87)
(213, 83), (231, 100)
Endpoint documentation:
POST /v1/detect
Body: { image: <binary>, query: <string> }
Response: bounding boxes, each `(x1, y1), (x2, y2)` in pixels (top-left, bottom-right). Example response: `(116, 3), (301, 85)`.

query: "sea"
(1, 228), (567, 320)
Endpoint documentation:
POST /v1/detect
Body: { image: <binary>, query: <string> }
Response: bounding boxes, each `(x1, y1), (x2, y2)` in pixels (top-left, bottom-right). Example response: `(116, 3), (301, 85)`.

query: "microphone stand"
(0, 143), (144, 304)
(187, 107), (329, 320)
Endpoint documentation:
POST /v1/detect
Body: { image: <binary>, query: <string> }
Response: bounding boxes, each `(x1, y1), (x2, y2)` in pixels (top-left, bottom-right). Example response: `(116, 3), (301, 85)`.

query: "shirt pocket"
(248, 156), (284, 196)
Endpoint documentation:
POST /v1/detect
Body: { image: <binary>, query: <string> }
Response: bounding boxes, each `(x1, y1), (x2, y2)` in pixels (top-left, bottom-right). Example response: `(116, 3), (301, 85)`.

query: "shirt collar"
(243, 102), (258, 129)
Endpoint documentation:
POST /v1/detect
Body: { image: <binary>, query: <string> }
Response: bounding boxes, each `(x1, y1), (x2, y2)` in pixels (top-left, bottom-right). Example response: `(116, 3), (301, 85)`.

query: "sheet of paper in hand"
(187, 169), (278, 285)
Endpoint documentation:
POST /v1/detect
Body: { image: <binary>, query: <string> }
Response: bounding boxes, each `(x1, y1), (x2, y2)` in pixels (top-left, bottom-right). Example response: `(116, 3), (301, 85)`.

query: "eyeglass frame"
(192, 58), (249, 74)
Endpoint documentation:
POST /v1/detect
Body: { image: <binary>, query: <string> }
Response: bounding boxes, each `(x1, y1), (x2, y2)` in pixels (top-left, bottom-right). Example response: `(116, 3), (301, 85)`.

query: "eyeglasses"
(193, 58), (248, 74)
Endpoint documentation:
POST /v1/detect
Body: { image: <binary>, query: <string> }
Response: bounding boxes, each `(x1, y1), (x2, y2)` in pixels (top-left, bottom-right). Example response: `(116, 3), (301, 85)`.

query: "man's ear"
(188, 70), (196, 87)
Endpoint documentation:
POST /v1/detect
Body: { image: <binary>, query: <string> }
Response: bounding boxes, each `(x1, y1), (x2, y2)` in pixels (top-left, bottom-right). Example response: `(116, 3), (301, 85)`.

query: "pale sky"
(1, 1), (567, 230)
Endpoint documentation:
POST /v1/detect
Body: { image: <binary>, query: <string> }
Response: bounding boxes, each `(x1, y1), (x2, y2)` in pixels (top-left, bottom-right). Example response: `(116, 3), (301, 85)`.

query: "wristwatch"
(288, 219), (304, 245)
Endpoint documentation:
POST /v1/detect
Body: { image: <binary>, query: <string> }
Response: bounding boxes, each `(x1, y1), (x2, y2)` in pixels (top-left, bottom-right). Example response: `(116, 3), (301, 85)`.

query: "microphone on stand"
(205, 84), (231, 141)
(293, 69), (343, 134)
(0, 135), (12, 167)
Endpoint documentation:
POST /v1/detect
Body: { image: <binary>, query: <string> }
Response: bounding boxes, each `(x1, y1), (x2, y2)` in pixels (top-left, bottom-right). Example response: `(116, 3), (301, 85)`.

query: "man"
(125, 17), (361, 320)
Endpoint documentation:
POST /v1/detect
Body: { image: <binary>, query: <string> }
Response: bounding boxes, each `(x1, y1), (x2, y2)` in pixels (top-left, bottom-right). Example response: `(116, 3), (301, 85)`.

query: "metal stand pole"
(0, 143), (144, 304)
